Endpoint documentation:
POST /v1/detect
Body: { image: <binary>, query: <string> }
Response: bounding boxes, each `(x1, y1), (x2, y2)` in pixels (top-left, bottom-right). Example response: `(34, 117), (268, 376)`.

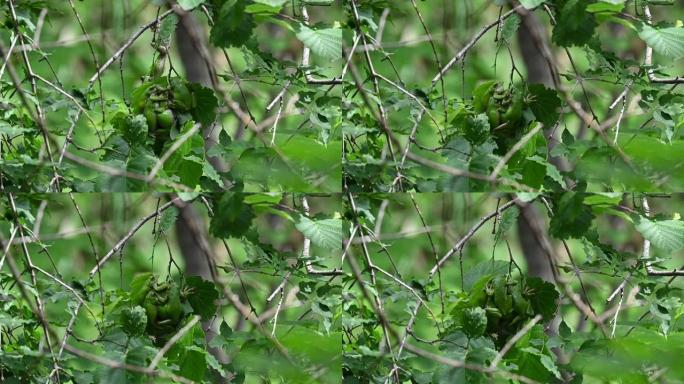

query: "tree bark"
(515, 10), (557, 286)
(173, 10), (229, 371)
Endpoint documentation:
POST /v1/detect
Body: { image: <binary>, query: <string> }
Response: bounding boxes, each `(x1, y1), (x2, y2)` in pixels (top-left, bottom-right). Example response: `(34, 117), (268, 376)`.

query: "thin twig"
(148, 315), (201, 370)
(490, 314), (543, 369)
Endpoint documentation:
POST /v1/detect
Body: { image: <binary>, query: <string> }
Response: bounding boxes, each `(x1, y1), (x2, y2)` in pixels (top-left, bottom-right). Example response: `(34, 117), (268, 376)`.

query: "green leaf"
(586, 1), (624, 13)
(294, 216), (343, 250)
(639, 24), (684, 60)
(177, 346), (207, 381)
(461, 307), (487, 337)
(157, 207), (178, 237)
(129, 273), (154, 305)
(188, 83), (218, 126)
(177, 0), (205, 10)
(163, 122), (206, 187)
(112, 113), (148, 146)
(295, 25), (342, 60)
(202, 161), (222, 185)
(549, 192), (594, 239)
(121, 306), (147, 336)
(185, 277), (219, 318)
(252, 0), (287, 6)
(634, 216), (684, 251)
(525, 277), (559, 321)
(495, 206), (519, 243)
(519, 0), (545, 9)
(516, 192), (541, 203)
(244, 193), (283, 206)
(209, 0), (255, 48)
(528, 84), (561, 128)
(155, 14), (178, 48)
(209, 192), (255, 238)
(463, 260), (509, 291)
(551, 0), (596, 47)
(497, 14), (520, 45)
(463, 113), (491, 145)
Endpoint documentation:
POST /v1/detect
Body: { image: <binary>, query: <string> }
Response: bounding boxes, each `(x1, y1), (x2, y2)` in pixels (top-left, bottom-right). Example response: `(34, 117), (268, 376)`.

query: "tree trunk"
(515, 10), (557, 286)
(173, 10), (229, 371)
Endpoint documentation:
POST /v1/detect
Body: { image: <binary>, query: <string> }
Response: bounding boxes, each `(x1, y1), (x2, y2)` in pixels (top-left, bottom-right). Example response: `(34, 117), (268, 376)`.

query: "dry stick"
(339, 33), (362, 82)
(374, 199), (389, 237)
(490, 314), (543, 369)
(0, 227), (19, 272)
(609, 288), (624, 338)
(607, 271), (632, 303)
(270, 85), (285, 146)
(0, 33), (19, 79)
(146, 123), (202, 181)
(271, 284), (286, 336)
(148, 315), (201, 370)
(599, 286), (639, 323)
(267, 271), (292, 303)
(608, 79), (633, 144)
(258, 287), (300, 323)
(643, 6), (684, 84)
(341, 224), (358, 266)
(612, 90), (628, 144)
(641, 197), (684, 276)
